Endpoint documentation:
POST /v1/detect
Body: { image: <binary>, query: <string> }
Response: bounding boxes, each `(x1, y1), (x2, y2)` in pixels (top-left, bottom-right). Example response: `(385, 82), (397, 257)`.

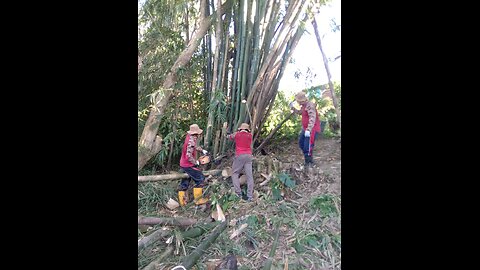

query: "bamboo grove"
(138, 0), (329, 172)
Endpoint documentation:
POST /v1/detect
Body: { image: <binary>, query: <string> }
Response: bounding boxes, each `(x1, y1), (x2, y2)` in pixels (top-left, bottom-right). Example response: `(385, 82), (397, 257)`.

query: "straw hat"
(238, 123), (250, 131)
(187, 124), (203, 135)
(294, 91), (308, 102)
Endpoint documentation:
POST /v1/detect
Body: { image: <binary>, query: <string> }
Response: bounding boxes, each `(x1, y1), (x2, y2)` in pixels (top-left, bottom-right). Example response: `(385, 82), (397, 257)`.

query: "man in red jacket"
(178, 124), (209, 206)
(290, 91), (321, 166)
(227, 123), (254, 202)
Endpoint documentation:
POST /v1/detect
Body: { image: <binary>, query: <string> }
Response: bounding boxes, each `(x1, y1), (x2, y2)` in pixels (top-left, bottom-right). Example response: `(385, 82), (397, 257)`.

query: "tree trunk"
(138, 0), (233, 172)
(138, 217), (198, 226)
(138, 170), (223, 182)
(138, 134), (162, 172)
(184, 2), (190, 46)
(312, 16), (341, 130)
(180, 221), (228, 269)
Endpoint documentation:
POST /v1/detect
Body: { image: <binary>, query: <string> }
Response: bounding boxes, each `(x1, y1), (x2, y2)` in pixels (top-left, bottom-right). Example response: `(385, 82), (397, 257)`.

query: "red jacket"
(301, 103), (321, 133)
(227, 131), (252, 156)
(179, 134), (197, 167)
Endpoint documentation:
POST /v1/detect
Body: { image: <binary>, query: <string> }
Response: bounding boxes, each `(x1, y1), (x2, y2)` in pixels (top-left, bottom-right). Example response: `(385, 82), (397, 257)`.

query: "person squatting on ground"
(226, 123), (254, 202)
(290, 91), (321, 166)
(178, 124), (209, 206)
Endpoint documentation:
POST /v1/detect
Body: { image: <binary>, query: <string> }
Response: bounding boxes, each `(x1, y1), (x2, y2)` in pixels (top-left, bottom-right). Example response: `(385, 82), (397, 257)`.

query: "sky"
(279, 0), (341, 96)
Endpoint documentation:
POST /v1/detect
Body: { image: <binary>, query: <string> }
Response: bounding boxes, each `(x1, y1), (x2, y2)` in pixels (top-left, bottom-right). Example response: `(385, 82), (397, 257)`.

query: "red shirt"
(227, 131), (252, 156)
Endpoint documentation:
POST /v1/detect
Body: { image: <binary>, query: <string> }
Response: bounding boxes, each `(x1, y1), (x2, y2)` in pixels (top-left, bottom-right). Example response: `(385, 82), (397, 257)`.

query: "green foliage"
(138, 182), (176, 216)
(309, 194), (338, 217)
(278, 203), (298, 228)
(209, 186), (240, 213)
(139, 44), (208, 171)
(138, 0), (209, 173)
(278, 172), (295, 188)
(293, 230), (341, 254)
(262, 91), (302, 141)
(262, 83), (341, 143)
(246, 215), (259, 229)
(208, 90), (229, 126)
(269, 172), (296, 201)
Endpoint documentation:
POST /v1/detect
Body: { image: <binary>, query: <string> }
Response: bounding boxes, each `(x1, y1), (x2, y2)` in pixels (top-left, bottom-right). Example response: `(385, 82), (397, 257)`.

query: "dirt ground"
(138, 137), (341, 270)
(238, 137), (342, 269)
(264, 136), (341, 195)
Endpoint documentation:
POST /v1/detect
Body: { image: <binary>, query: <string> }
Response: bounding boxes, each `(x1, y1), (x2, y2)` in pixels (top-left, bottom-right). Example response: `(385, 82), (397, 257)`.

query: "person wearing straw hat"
(289, 91), (321, 166)
(226, 123), (254, 202)
(178, 124), (209, 206)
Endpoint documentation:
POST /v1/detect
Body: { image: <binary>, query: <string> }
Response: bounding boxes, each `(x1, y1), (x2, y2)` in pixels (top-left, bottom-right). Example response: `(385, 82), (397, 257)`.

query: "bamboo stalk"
(260, 0), (279, 68)
(181, 221), (220, 239)
(138, 217), (197, 226)
(138, 228), (171, 253)
(249, 0), (310, 136)
(142, 245), (174, 270)
(213, 129), (221, 157)
(228, 1), (242, 129)
(248, 0), (262, 91)
(204, 0), (225, 148)
(219, 12), (232, 115)
(180, 221), (228, 269)
(220, 122), (228, 154)
(138, 170), (223, 182)
(252, 8), (308, 137)
(262, 223), (281, 270)
(234, 0), (246, 127)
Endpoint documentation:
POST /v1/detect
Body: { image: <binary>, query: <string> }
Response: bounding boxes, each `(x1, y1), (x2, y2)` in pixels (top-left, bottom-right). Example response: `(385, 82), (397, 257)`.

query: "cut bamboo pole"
(138, 170), (222, 182)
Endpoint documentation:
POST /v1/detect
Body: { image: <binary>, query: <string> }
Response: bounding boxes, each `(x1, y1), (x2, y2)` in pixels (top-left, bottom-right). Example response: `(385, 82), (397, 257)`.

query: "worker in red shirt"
(178, 124), (209, 206)
(290, 91), (321, 166)
(227, 123), (254, 202)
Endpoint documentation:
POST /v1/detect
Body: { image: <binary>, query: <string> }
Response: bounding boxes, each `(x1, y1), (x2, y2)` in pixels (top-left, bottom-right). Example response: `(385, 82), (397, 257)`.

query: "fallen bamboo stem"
(180, 221), (228, 269)
(138, 217), (197, 226)
(138, 170), (223, 182)
(142, 245), (174, 270)
(263, 223), (281, 270)
(230, 223), (248, 239)
(138, 228), (171, 253)
(181, 221), (219, 239)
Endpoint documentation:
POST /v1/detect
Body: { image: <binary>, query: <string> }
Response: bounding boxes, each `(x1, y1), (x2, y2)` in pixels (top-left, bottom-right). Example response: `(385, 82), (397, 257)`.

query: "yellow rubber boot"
(178, 191), (187, 206)
(193, 187), (208, 205)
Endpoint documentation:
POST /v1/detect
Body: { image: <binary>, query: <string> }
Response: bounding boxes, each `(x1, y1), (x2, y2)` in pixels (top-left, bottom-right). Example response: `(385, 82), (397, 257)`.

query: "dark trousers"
(298, 130), (319, 160)
(178, 166), (205, 191)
